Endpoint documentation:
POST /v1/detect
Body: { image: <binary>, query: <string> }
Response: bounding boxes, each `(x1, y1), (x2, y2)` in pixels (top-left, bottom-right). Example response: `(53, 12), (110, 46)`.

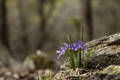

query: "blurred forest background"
(0, 0), (120, 69)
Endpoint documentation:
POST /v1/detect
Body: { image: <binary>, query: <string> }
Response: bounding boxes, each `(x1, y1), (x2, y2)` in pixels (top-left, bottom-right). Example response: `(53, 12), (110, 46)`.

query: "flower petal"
(57, 52), (63, 59)
(56, 50), (60, 53)
(82, 46), (88, 50)
(78, 41), (83, 46)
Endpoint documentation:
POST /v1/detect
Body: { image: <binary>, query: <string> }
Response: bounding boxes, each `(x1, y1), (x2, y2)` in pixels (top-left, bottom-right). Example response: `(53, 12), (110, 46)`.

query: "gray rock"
(86, 33), (120, 69)
(93, 65), (120, 80)
(53, 33), (120, 80)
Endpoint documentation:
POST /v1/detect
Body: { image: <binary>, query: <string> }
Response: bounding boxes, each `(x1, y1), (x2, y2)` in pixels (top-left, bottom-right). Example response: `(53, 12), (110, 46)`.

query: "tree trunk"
(1, 0), (10, 49)
(38, 0), (47, 50)
(81, 0), (93, 41)
(17, 0), (29, 55)
(0, 0), (14, 67)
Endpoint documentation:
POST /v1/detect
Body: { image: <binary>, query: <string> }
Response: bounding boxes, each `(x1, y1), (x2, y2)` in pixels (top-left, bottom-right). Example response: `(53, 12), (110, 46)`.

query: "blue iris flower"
(56, 41), (88, 59)
(78, 41), (88, 50)
(64, 42), (70, 50)
(71, 43), (79, 51)
(56, 46), (66, 59)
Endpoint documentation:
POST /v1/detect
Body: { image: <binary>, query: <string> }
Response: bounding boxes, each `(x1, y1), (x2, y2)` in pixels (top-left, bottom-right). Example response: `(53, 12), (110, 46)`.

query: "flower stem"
(81, 25), (84, 42)
(68, 50), (75, 70)
(78, 48), (82, 67)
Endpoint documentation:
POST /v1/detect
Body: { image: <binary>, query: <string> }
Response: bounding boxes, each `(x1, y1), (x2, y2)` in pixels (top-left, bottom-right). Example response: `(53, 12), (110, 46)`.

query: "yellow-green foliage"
(38, 73), (51, 80)
(24, 53), (55, 70)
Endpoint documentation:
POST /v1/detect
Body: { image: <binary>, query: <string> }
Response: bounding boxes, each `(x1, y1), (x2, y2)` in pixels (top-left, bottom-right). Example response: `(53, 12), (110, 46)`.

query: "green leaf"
(46, 72), (50, 80)
(71, 16), (82, 27)
(83, 48), (94, 69)
(65, 33), (72, 44)
(68, 50), (75, 70)
(78, 49), (82, 68)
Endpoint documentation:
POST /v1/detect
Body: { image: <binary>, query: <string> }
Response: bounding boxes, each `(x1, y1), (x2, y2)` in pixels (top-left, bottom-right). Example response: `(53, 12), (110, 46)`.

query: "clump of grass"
(56, 19), (93, 69)
(56, 34), (93, 69)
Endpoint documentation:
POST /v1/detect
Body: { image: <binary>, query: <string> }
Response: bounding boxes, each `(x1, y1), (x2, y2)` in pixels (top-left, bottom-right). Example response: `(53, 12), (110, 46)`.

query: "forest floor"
(0, 64), (55, 80)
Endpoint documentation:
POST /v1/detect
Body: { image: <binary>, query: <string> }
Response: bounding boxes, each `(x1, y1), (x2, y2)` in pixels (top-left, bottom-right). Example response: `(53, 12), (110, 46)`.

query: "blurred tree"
(6, 0), (30, 61)
(38, 0), (56, 49)
(17, 0), (29, 54)
(0, 0), (31, 68)
(81, 0), (93, 41)
(0, 0), (10, 49)
(0, 0), (1, 31)
(0, 0), (13, 67)
(38, 0), (46, 50)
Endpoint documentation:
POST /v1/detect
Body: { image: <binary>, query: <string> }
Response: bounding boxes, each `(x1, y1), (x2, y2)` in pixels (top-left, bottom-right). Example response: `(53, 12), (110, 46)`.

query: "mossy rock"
(94, 65), (120, 80)
(53, 33), (120, 80)
(23, 50), (55, 70)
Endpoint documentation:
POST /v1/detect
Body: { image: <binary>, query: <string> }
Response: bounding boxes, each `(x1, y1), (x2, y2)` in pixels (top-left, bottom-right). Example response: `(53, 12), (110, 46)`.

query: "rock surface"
(53, 33), (120, 80)
(95, 65), (120, 80)
(86, 33), (120, 69)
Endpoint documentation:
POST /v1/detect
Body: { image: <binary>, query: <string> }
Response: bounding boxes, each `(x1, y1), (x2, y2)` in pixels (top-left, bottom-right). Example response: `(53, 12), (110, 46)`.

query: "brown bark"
(17, 0), (29, 55)
(0, 0), (13, 56)
(0, 0), (14, 67)
(81, 0), (93, 41)
(38, 0), (47, 50)
(1, 0), (10, 48)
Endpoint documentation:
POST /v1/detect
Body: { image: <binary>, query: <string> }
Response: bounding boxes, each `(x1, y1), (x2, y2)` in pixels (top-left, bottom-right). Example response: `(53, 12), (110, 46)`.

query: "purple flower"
(56, 41), (88, 59)
(78, 41), (88, 50)
(71, 43), (79, 51)
(82, 46), (88, 50)
(64, 42), (70, 50)
(56, 46), (66, 59)
(78, 41), (83, 46)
